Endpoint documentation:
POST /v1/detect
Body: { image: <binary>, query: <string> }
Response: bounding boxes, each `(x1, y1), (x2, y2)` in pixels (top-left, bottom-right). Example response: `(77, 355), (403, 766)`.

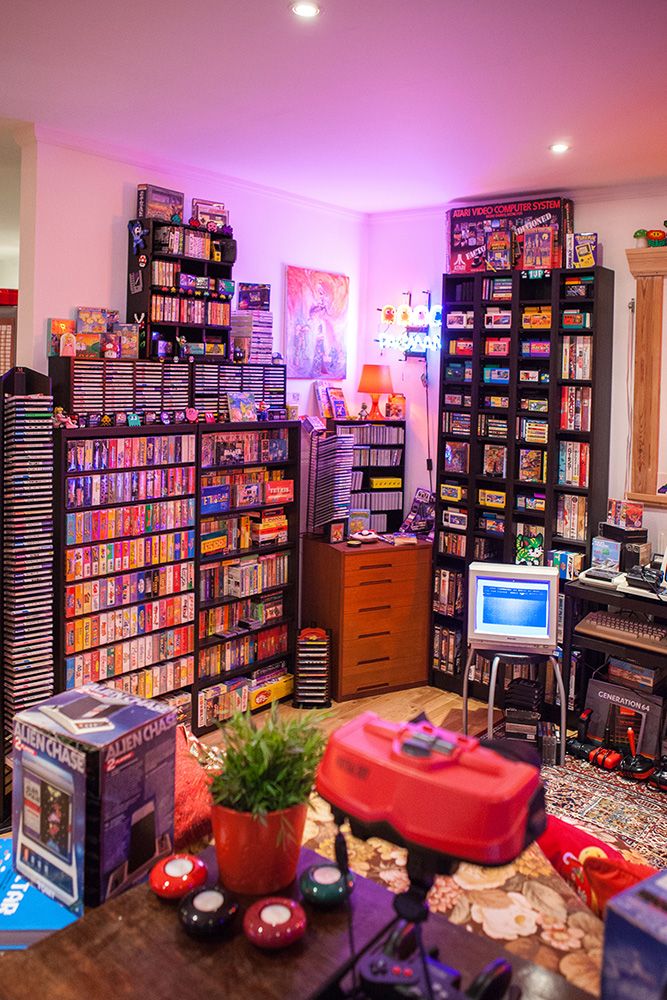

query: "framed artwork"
(284, 265), (349, 379)
(191, 199), (229, 230)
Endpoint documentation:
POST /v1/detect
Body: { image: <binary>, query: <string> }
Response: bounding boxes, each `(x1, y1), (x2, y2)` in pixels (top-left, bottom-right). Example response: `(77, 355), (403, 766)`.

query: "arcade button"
(299, 863), (355, 907)
(178, 885), (239, 939)
(243, 897), (307, 950)
(150, 854), (208, 901)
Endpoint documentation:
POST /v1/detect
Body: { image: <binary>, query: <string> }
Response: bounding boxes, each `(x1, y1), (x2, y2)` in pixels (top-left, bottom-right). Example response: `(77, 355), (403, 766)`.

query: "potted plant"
(209, 706), (327, 895)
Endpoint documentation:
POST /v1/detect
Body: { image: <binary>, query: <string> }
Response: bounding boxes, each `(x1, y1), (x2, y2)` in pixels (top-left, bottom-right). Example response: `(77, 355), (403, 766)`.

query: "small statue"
(257, 400), (270, 421)
(633, 229), (648, 248)
(358, 402), (369, 421)
(53, 407), (77, 429)
(646, 228), (667, 247)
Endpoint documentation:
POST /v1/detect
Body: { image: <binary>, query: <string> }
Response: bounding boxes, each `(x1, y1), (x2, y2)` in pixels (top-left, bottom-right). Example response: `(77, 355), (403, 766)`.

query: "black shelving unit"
(326, 418), (406, 533)
(127, 218), (236, 358)
(52, 421), (301, 736)
(431, 266), (614, 723)
(0, 367), (55, 822)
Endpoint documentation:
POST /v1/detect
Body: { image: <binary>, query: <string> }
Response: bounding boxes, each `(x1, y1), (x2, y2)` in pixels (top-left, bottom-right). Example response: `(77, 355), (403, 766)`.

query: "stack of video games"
(192, 360), (286, 417)
(293, 627), (331, 708)
(2, 391), (55, 765)
(307, 432), (354, 532)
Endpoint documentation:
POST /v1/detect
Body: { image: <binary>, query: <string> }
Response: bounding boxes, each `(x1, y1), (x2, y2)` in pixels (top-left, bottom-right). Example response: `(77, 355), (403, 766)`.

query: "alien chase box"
(445, 197), (573, 273)
(12, 684), (177, 915)
(602, 870), (667, 1000)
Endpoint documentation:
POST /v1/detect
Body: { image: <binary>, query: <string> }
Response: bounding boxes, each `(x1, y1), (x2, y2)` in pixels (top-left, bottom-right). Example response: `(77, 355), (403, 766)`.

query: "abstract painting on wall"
(284, 265), (349, 379)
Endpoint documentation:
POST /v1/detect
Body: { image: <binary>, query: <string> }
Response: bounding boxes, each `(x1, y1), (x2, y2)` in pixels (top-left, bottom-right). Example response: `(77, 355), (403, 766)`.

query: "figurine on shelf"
(189, 216), (201, 228)
(272, 352), (284, 365)
(176, 334), (188, 359)
(128, 219), (148, 254)
(170, 213), (183, 225)
(257, 401), (270, 421)
(53, 407), (77, 429)
(646, 228), (667, 247)
(633, 229), (648, 248)
(358, 402), (369, 421)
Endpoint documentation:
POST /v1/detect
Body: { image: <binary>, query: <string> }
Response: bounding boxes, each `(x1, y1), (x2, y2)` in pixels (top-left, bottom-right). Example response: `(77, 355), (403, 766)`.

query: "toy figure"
(53, 407), (77, 429)
(646, 228), (667, 247)
(170, 213), (182, 224)
(633, 229), (648, 248)
(358, 402), (369, 421)
(128, 219), (148, 254)
(189, 216), (201, 228)
(257, 401), (270, 421)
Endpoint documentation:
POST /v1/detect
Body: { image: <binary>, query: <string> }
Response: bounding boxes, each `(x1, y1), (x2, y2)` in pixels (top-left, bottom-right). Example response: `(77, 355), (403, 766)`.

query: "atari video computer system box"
(12, 683), (177, 914)
(602, 870), (667, 1000)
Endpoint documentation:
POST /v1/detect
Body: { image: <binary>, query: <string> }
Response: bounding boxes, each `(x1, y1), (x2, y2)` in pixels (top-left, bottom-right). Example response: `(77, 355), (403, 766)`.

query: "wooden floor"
(202, 686), (492, 745)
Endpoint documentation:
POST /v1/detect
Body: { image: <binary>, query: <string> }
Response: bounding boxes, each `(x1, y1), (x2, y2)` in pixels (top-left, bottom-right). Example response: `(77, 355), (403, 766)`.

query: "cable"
(422, 352), (434, 493)
(415, 922), (436, 1000)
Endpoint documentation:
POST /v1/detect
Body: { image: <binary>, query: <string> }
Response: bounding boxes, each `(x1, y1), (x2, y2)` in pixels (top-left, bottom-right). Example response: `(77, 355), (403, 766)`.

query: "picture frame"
(326, 520), (347, 544)
(191, 199), (229, 230)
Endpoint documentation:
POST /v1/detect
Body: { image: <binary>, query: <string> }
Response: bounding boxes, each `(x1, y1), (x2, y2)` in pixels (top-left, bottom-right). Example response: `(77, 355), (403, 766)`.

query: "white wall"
(0, 153), (20, 288)
(16, 132), (366, 413)
(364, 186), (667, 547)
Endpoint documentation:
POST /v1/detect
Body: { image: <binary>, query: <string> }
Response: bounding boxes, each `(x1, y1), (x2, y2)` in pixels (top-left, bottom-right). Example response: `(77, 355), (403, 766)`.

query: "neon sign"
(377, 302), (443, 353)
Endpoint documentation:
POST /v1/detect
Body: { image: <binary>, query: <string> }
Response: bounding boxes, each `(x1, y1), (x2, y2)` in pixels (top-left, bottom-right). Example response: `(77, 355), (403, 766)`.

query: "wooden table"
(0, 846), (592, 1000)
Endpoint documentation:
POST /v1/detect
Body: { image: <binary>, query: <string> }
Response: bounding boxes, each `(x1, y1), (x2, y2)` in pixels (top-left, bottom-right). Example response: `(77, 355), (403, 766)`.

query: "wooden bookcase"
(326, 419), (406, 533)
(126, 218), (235, 359)
(52, 421), (301, 738)
(431, 266), (614, 717)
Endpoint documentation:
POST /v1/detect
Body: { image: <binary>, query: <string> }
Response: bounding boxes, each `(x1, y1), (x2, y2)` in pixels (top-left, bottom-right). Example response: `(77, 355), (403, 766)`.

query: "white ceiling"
(1, 0), (667, 213)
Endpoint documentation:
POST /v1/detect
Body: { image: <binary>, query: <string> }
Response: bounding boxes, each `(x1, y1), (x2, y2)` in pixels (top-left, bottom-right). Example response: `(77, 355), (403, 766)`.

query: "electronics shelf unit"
(0, 367), (55, 822)
(431, 266), (614, 722)
(53, 421), (301, 738)
(193, 420), (301, 735)
(327, 419), (406, 533)
(126, 218), (236, 359)
(49, 356), (287, 420)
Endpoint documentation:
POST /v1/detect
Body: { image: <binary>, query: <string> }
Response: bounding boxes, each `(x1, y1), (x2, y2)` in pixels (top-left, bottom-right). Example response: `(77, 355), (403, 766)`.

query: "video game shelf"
(50, 420), (301, 738)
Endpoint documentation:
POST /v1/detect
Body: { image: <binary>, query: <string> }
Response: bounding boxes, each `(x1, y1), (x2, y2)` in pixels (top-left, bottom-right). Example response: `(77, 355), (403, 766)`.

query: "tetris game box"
(12, 684), (177, 914)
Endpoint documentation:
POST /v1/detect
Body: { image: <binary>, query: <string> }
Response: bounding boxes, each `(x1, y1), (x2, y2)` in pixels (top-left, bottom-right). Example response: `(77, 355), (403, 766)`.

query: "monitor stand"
(462, 645), (566, 765)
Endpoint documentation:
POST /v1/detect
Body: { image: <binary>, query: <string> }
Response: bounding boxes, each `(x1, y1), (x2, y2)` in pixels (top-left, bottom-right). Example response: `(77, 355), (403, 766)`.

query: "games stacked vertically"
(231, 311), (273, 364)
(306, 432), (354, 533)
(293, 627), (331, 708)
(0, 370), (55, 813)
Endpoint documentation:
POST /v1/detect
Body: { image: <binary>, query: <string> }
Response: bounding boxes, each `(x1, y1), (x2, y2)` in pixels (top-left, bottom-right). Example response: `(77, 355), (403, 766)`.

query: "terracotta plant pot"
(211, 801), (308, 895)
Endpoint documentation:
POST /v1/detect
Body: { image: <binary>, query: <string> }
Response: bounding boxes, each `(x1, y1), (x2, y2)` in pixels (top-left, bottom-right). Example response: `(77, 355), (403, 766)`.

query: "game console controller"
(648, 756), (667, 792)
(618, 728), (655, 782)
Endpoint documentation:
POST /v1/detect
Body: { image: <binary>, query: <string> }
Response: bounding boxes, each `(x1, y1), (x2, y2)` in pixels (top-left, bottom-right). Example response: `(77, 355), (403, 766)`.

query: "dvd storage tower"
(0, 368), (55, 820)
(432, 266), (614, 723)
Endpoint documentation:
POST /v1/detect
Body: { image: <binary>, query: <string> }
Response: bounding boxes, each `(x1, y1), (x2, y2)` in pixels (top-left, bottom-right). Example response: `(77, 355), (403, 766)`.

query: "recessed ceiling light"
(291, 1), (321, 16)
(549, 142), (570, 154)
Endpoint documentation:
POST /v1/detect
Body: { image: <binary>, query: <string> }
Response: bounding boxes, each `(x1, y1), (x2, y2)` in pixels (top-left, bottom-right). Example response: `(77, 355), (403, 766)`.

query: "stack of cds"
(192, 360), (287, 417)
(307, 432), (354, 532)
(293, 627), (331, 708)
(1, 384), (55, 781)
(231, 311), (273, 364)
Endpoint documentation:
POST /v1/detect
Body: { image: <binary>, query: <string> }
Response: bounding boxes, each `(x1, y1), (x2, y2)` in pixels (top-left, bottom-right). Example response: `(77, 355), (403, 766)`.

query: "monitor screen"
(474, 576), (552, 643)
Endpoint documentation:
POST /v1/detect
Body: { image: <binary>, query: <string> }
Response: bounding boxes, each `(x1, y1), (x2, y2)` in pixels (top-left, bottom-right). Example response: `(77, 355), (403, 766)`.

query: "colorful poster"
(284, 265), (348, 379)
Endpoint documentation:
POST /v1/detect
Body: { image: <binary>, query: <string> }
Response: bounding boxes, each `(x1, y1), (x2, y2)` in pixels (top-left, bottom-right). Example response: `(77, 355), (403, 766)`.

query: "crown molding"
(30, 124), (365, 222)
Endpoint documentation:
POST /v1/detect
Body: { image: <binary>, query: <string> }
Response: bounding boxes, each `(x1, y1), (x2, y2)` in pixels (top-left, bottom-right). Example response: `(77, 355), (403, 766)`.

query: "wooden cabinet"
(301, 537), (431, 700)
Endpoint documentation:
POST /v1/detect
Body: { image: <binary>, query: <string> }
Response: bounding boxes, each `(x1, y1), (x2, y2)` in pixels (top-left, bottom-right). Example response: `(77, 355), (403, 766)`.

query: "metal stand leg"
(487, 656), (501, 740)
(549, 656), (567, 765)
(462, 647), (476, 735)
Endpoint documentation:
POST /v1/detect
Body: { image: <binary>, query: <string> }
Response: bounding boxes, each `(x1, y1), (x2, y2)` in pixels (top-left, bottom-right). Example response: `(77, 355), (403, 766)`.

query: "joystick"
(619, 728), (655, 782)
(178, 885), (239, 939)
(150, 854), (208, 901)
(648, 756), (667, 792)
(243, 898), (307, 950)
(566, 708), (596, 760)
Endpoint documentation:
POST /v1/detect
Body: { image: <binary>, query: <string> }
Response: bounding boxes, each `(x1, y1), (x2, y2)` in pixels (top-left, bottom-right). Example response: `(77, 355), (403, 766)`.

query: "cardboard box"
(12, 685), (176, 914)
(602, 870), (667, 1000)
(445, 197), (573, 272)
(249, 673), (294, 711)
(583, 676), (665, 757)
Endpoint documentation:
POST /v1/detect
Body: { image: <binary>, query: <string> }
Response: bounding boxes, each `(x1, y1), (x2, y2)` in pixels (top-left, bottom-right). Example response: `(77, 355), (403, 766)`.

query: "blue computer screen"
(475, 577), (550, 640)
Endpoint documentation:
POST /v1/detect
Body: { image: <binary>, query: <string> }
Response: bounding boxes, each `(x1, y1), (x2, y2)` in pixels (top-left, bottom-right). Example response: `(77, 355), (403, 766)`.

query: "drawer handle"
(357, 682), (389, 693)
(358, 630), (390, 639)
(358, 604), (391, 613)
(360, 579), (391, 586)
(357, 656), (391, 666)
(359, 562), (392, 570)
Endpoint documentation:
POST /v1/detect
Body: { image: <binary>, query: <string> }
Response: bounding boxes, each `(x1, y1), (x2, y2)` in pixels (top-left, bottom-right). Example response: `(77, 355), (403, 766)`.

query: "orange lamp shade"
(357, 364), (393, 420)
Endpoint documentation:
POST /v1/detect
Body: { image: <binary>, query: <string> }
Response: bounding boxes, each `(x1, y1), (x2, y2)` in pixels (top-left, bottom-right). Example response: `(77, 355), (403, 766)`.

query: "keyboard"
(575, 611), (667, 653)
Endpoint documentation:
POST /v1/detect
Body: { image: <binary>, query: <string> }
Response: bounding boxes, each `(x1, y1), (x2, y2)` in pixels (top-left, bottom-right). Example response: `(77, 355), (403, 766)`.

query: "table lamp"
(357, 364), (393, 420)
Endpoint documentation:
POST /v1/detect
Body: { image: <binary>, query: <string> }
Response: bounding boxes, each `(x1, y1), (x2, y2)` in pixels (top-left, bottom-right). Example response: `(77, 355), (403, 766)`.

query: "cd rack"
(0, 367), (55, 821)
(306, 430), (354, 534)
(48, 356), (287, 420)
(327, 419), (406, 533)
(293, 627), (332, 708)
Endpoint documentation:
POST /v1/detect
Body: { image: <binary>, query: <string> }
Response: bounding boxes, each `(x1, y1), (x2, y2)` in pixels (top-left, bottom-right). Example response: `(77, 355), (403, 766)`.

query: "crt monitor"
(467, 562), (559, 651)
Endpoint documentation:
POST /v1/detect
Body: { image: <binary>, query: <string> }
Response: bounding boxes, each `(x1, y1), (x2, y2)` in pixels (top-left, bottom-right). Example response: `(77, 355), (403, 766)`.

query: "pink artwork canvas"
(284, 265), (348, 379)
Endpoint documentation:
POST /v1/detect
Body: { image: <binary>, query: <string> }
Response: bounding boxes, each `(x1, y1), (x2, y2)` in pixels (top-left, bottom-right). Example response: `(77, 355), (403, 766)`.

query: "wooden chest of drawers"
(301, 536), (431, 700)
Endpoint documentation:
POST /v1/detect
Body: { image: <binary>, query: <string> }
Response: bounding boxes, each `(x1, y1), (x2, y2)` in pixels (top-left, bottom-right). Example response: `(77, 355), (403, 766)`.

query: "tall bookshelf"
(127, 218), (236, 358)
(327, 419), (405, 533)
(431, 266), (614, 716)
(52, 421), (301, 738)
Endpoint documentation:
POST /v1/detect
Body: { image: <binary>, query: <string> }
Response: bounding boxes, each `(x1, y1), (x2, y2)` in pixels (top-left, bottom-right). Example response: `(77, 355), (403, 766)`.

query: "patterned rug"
(542, 757), (667, 869)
